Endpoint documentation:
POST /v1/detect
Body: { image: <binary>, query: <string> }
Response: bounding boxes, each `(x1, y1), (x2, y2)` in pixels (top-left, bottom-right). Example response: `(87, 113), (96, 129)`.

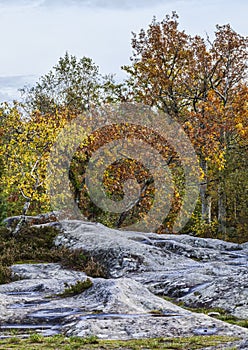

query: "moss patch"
(0, 334), (239, 350)
(58, 278), (93, 298)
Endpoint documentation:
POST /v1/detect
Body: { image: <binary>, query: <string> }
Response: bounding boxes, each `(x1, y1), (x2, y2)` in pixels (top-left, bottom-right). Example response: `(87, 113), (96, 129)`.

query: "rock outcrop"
(55, 220), (248, 320)
(0, 219), (247, 347)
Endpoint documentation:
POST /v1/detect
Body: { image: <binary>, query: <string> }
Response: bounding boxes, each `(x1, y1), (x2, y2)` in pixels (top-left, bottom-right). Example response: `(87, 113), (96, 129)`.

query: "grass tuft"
(58, 278), (93, 298)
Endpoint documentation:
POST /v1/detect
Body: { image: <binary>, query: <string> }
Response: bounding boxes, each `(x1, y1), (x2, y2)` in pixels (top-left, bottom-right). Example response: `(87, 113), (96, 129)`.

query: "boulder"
(0, 219), (247, 345)
(54, 220), (248, 318)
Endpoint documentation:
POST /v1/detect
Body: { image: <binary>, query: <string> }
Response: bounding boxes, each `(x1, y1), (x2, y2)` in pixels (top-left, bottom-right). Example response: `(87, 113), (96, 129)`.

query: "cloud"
(0, 75), (36, 103)
(0, 0), (246, 102)
(0, 0), (172, 10)
(45, 0), (170, 9)
(0, 0), (40, 8)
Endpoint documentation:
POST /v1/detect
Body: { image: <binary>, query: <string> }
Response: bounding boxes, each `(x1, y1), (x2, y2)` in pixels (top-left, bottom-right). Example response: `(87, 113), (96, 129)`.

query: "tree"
(20, 52), (117, 114)
(0, 104), (77, 230)
(0, 103), (25, 219)
(123, 12), (248, 237)
(0, 53), (121, 230)
(1, 29), (247, 241)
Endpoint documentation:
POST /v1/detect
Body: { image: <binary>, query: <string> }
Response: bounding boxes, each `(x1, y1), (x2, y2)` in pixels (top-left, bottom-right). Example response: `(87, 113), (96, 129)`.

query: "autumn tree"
(0, 53), (118, 225)
(0, 103), (25, 219)
(123, 12), (248, 238)
(0, 102), (82, 233)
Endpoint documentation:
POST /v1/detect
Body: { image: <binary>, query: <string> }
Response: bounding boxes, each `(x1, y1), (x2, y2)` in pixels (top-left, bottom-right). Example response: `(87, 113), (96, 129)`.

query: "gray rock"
(54, 220), (248, 319)
(63, 313), (247, 340)
(0, 219), (247, 343)
(0, 263), (88, 324)
(0, 263), (247, 342)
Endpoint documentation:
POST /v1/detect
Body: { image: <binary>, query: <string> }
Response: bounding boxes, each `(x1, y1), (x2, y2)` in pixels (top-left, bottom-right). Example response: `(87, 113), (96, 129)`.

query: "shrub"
(0, 225), (106, 284)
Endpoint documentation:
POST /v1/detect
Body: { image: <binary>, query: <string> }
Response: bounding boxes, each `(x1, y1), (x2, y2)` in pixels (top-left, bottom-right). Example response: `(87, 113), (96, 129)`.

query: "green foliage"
(20, 52), (117, 114)
(188, 214), (218, 239)
(29, 333), (44, 343)
(58, 278), (93, 298)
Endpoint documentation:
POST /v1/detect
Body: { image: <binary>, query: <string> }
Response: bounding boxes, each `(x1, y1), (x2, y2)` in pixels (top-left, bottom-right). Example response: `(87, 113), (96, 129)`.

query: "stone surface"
(55, 220), (248, 319)
(0, 263), (247, 344)
(0, 219), (247, 346)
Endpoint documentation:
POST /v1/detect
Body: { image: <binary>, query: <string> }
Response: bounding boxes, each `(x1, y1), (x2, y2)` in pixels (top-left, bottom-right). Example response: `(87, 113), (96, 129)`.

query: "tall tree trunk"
(218, 180), (227, 237)
(200, 157), (212, 223)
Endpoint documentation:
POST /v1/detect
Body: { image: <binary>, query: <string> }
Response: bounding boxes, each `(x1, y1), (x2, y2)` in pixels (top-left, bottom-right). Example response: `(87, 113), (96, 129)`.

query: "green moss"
(149, 309), (164, 315)
(0, 334), (239, 349)
(162, 296), (248, 329)
(58, 278), (93, 298)
(193, 291), (201, 296)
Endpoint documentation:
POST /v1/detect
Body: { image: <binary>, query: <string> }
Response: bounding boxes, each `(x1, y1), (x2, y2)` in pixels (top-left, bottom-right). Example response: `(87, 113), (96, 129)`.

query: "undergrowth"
(0, 226), (106, 284)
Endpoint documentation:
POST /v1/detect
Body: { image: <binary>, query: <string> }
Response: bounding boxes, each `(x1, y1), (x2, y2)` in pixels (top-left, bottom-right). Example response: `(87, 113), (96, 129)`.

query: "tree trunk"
(218, 180), (227, 237)
(200, 157), (211, 223)
(12, 199), (31, 236)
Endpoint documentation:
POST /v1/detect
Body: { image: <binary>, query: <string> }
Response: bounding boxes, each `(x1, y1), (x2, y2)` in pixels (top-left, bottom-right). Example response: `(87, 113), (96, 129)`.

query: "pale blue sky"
(0, 0), (247, 101)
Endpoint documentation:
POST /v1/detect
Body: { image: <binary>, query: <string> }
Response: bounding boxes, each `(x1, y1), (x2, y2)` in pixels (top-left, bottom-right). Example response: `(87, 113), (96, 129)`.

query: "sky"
(0, 0), (247, 101)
